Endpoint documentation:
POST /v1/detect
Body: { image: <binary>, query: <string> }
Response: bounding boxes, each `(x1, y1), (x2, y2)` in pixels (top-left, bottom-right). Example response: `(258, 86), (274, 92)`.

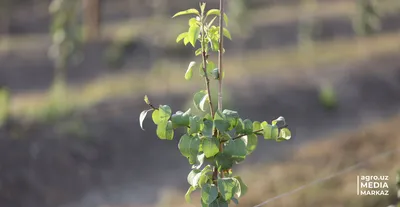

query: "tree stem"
(201, 19), (215, 118)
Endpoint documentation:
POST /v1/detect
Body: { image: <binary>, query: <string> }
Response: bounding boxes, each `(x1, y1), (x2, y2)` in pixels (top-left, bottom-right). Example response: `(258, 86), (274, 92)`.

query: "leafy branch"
(138, 2), (292, 206)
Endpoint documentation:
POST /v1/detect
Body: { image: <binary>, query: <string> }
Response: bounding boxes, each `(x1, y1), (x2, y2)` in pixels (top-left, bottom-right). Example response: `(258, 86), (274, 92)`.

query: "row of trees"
(0, 0), (384, 125)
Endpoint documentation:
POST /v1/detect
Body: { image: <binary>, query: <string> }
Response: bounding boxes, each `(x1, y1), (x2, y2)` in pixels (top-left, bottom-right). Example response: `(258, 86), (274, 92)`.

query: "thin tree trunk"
(83, 0), (100, 41)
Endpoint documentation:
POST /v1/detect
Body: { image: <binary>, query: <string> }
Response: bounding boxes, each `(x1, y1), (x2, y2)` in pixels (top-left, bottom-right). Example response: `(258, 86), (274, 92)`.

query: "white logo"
(357, 175), (390, 196)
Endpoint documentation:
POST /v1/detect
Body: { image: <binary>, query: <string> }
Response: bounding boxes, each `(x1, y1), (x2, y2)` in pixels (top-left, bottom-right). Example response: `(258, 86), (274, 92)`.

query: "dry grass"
(154, 115), (400, 207)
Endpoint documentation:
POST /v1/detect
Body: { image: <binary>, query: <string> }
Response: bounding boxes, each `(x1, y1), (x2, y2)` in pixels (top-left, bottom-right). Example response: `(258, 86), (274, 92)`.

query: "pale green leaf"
(199, 93), (208, 112)
(139, 109), (152, 130)
(156, 121), (174, 140)
(223, 28), (232, 40)
(195, 48), (202, 56)
(185, 186), (196, 203)
(262, 122), (279, 139)
(184, 36), (190, 45)
(188, 169), (202, 187)
(277, 127), (292, 142)
(206, 9), (220, 17)
(224, 13), (229, 27)
(176, 32), (188, 43)
(172, 9), (199, 18)
(185, 61), (196, 80)
(188, 25), (200, 47)
(235, 118), (244, 134)
(152, 109), (160, 125)
(189, 18), (198, 26)
(253, 121), (261, 131)
(144, 95), (150, 104)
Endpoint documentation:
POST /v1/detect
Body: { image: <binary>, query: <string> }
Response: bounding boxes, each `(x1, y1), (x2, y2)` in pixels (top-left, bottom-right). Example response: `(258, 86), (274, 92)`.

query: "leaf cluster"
(139, 3), (292, 206)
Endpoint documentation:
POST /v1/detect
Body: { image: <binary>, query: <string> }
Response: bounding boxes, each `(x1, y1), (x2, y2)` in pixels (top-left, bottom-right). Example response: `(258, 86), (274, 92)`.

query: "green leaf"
(139, 109), (152, 130)
(224, 139), (247, 158)
(223, 28), (232, 40)
(198, 165), (213, 188)
(261, 122), (279, 140)
(171, 110), (190, 127)
(242, 134), (257, 155)
(202, 120), (214, 138)
(277, 128), (292, 142)
(159, 105), (172, 123)
(144, 95), (150, 104)
(188, 18), (198, 26)
(202, 137), (220, 158)
(215, 152), (234, 171)
(218, 178), (236, 201)
(188, 25), (200, 47)
(224, 13), (229, 27)
(156, 121), (174, 140)
(152, 109), (160, 124)
(234, 176), (248, 197)
(184, 36), (190, 45)
(223, 109), (239, 130)
(201, 184), (218, 204)
(185, 61), (196, 80)
(206, 9), (220, 17)
(243, 119), (253, 134)
(189, 116), (202, 135)
(195, 48), (202, 56)
(176, 32), (188, 43)
(172, 9), (199, 18)
(212, 68), (219, 80)
(199, 93), (209, 112)
(206, 61), (216, 75)
(207, 197), (229, 207)
(185, 186), (196, 203)
(179, 134), (201, 164)
(253, 121), (261, 131)
(235, 118), (245, 134)
(214, 110), (230, 132)
(194, 90), (207, 111)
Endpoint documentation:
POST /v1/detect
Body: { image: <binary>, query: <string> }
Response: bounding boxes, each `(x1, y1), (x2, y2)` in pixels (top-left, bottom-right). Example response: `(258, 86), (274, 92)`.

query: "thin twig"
(217, 0), (224, 111)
